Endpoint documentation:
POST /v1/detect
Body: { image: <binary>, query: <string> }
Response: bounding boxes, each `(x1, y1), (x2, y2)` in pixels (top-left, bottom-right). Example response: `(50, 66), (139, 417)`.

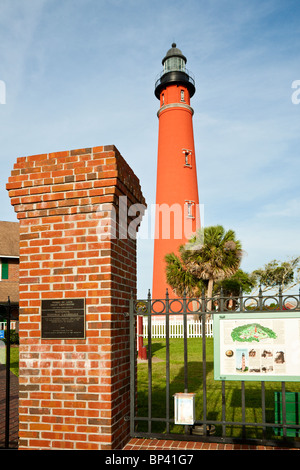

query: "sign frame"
(41, 298), (86, 340)
(214, 311), (300, 382)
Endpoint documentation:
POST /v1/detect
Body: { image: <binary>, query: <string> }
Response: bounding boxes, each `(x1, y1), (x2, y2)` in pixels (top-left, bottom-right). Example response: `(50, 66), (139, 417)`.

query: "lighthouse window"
(185, 201), (195, 218)
(180, 90), (185, 101)
(183, 149), (192, 167)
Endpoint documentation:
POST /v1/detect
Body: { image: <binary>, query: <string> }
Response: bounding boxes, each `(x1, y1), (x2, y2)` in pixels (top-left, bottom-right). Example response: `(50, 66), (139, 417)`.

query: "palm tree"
(165, 225), (243, 311)
(165, 252), (205, 297)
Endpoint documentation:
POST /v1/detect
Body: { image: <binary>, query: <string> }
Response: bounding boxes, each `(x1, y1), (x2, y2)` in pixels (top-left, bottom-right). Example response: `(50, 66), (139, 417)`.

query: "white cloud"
(257, 198), (300, 218)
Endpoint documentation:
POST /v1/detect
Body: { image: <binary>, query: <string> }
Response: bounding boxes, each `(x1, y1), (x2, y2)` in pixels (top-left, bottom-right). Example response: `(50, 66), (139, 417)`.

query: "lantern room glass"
(164, 56), (186, 73)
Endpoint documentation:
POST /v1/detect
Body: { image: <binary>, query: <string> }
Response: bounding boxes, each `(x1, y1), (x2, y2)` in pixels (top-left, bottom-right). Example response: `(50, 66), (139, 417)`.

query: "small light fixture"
(174, 392), (195, 425)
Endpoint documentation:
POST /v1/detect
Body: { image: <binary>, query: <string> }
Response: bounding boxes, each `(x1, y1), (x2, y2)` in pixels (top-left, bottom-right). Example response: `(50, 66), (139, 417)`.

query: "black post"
(129, 291), (135, 436)
(183, 290), (188, 393)
(5, 297), (11, 449)
(239, 287), (243, 313)
(259, 285), (263, 311)
(278, 284), (283, 310)
(165, 289), (170, 433)
(147, 289), (152, 433)
(201, 289), (207, 436)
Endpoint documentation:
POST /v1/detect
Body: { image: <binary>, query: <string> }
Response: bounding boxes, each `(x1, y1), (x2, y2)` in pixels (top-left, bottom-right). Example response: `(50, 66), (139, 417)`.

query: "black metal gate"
(0, 298), (19, 449)
(129, 288), (300, 448)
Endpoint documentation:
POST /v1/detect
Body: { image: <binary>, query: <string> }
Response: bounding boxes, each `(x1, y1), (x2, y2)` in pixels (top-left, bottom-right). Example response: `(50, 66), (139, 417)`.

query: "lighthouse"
(152, 43), (201, 299)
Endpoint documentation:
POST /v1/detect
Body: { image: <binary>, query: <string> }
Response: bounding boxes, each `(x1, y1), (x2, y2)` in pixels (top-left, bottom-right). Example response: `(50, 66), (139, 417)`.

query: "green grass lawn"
(9, 347), (19, 376)
(0, 345), (19, 376)
(137, 338), (300, 441)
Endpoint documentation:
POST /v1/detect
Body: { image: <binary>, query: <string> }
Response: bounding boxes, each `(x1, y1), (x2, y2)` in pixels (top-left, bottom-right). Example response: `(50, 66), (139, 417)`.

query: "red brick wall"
(7, 145), (145, 450)
(8, 259), (19, 282)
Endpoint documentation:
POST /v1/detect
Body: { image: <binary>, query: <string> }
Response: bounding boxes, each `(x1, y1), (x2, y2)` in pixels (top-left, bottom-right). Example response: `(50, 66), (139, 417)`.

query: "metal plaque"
(41, 298), (85, 339)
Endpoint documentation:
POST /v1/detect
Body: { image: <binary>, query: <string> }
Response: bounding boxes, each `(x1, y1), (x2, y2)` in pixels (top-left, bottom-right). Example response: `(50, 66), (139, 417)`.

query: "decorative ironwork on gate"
(129, 287), (300, 448)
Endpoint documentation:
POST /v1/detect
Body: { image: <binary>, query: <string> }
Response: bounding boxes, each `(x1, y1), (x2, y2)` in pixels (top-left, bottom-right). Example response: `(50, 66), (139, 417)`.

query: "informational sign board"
(41, 299), (85, 339)
(0, 330), (4, 339)
(214, 312), (300, 382)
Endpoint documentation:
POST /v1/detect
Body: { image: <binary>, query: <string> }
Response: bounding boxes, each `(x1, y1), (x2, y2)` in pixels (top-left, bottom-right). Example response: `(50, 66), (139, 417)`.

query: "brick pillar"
(7, 145), (145, 450)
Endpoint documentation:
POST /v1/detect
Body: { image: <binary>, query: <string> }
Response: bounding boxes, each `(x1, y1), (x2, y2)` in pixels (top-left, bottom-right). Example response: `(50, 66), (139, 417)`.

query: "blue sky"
(0, 0), (299, 296)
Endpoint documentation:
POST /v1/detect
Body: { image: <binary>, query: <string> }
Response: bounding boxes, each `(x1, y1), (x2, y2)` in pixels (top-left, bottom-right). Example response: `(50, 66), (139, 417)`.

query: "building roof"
(0, 221), (19, 257)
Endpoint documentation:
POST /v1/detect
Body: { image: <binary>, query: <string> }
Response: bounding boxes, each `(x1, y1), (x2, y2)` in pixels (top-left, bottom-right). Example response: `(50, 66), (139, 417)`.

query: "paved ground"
(123, 437), (299, 450)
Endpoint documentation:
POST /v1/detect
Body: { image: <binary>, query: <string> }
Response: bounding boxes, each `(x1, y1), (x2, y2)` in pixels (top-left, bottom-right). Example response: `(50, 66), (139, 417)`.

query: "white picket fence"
(0, 321), (17, 331)
(142, 317), (213, 339)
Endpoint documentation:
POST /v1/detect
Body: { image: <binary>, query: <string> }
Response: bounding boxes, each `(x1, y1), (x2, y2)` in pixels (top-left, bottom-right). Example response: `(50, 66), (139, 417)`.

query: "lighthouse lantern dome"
(162, 43), (187, 73)
(155, 43), (195, 99)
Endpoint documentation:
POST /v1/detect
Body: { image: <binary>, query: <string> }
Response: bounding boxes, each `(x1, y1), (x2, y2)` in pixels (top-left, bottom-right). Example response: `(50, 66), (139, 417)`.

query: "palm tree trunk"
(206, 278), (214, 318)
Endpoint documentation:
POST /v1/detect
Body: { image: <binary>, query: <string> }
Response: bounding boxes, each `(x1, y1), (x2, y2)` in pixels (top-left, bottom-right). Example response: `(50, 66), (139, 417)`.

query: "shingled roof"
(0, 221), (19, 257)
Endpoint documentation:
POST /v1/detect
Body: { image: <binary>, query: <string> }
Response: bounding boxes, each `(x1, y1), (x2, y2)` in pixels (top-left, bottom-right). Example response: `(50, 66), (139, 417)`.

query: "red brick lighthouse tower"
(152, 44), (201, 299)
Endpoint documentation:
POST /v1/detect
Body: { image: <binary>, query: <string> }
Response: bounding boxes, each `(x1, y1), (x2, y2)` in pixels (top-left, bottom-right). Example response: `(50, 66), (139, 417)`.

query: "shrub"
(3, 329), (19, 345)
